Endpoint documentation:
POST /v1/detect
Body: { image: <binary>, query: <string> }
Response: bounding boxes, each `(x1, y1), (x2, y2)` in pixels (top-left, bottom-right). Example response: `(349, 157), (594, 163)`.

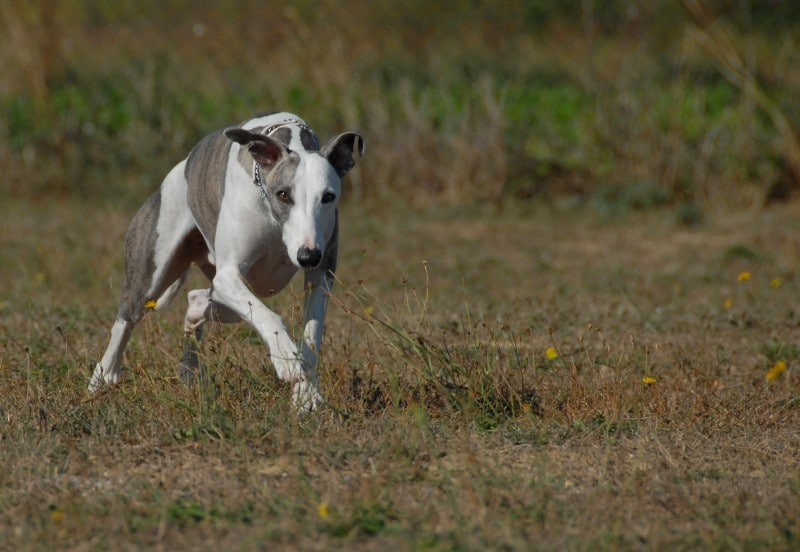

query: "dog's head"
(224, 126), (364, 269)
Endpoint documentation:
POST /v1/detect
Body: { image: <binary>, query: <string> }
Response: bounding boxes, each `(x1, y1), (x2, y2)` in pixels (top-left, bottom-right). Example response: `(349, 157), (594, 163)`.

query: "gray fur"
(119, 189), (161, 323)
(185, 130), (231, 244)
(262, 153), (301, 225)
(300, 128), (320, 151)
(121, 198), (210, 325)
(320, 213), (339, 276)
(180, 324), (204, 382)
(271, 127), (292, 147)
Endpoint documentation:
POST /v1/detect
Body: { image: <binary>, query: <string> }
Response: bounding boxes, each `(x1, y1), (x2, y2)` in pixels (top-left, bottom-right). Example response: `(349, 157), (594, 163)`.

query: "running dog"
(89, 112), (364, 412)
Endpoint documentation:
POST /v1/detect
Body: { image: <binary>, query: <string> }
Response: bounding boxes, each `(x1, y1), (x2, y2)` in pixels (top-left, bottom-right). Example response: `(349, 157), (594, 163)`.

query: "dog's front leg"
(296, 267), (334, 409)
(211, 266), (321, 411)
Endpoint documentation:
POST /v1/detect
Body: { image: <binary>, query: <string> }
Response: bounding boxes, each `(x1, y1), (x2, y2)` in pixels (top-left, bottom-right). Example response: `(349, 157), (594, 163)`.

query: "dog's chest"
(243, 250), (299, 297)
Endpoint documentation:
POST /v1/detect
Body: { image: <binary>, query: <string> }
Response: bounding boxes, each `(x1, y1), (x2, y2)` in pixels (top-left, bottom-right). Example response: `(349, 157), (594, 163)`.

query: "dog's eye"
(276, 190), (291, 203)
(321, 191), (337, 204)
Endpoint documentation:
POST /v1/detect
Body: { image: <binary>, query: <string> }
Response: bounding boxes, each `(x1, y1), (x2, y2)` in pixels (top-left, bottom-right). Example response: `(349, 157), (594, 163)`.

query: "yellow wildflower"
(723, 298), (733, 309)
(144, 299), (158, 310)
(766, 360), (787, 381)
(770, 277), (783, 289)
(317, 502), (330, 519)
(50, 506), (63, 523)
(363, 305), (374, 317)
(737, 271), (751, 283)
(642, 376), (656, 385)
(545, 347), (558, 361)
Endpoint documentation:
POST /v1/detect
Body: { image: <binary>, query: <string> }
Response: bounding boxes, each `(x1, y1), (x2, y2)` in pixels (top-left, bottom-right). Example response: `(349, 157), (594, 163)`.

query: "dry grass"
(2, 2), (800, 549)
(1, 197), (799, 550)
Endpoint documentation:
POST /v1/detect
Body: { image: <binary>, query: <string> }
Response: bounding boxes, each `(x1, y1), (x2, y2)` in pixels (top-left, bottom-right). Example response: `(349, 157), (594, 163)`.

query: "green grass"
(2, 2), (799, 209)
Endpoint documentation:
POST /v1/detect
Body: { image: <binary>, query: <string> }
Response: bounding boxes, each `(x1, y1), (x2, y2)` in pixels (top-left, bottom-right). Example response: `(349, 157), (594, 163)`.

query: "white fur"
(282, 155), (340, 264)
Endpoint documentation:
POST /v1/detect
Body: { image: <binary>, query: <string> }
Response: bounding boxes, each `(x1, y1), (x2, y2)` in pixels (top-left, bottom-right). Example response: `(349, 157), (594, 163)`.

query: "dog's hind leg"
(179, 288), (241, 382)
(153, 270), (189, 311)
(91, 162), (202, 392)
(89, 316), (134, 392)
(180, 288), (210, 382)
(90, 190), (163, 392)
(89, 272), (189, 391)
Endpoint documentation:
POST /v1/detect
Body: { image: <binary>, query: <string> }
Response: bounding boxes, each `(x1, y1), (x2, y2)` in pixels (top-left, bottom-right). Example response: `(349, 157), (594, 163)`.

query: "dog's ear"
(321, 132), (365, 177)
(224, 128), (287, 167)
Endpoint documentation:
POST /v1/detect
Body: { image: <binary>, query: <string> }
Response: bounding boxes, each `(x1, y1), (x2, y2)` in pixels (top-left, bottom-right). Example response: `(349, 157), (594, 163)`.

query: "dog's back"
(184, 130), (231, 246)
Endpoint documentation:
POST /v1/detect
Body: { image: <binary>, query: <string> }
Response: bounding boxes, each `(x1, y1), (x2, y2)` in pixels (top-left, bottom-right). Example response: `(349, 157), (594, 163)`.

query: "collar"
(253, 162), (268, 201)
(263, 118), (317, 141)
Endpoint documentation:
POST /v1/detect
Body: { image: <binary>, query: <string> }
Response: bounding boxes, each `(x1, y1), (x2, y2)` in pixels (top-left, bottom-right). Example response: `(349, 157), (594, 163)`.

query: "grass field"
(2, 1), (800, 550)
(2, 196), (800, 549)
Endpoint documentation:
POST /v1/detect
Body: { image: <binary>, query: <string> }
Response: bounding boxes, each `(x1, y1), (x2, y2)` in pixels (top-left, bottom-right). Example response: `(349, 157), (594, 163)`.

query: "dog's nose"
(297, 247), (322, 268)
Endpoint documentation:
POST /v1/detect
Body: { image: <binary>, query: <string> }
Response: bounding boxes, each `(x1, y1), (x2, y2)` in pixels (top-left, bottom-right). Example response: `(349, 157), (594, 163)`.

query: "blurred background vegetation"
(1, 0), (799, 216)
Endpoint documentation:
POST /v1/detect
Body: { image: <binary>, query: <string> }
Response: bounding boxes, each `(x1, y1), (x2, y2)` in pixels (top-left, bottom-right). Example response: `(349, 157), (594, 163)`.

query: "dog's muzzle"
(297, 246), (322, 268)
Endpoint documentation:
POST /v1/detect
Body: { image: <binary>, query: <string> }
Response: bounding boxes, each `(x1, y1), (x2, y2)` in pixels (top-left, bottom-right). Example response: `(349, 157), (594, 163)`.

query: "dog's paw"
(292, 379), (323, 414)
(270, 352), (304, 382)
(178, 362), (205, 384)
(88, 363), (118, 393)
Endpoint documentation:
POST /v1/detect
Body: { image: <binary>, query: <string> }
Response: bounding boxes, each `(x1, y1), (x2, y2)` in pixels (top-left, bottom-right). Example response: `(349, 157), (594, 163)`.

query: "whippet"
(89, 112), (364, 412)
